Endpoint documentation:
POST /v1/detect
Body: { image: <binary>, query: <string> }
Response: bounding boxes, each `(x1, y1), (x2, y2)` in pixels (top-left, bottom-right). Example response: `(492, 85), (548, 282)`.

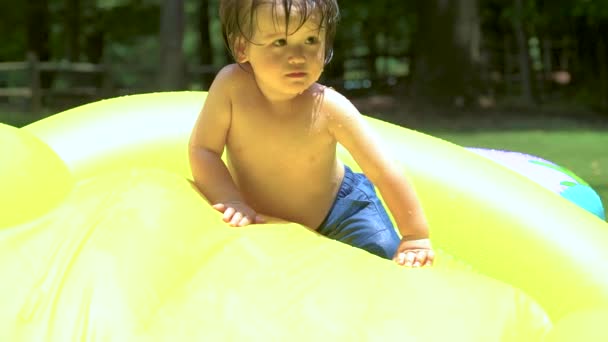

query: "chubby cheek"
(258, 52), (285, 70)
(311, 65), (324, 81)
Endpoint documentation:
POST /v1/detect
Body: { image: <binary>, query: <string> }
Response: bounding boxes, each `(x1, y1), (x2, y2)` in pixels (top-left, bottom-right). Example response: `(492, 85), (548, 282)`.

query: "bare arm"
(189, 66), (262, 226)
(324, 89), (432, 265)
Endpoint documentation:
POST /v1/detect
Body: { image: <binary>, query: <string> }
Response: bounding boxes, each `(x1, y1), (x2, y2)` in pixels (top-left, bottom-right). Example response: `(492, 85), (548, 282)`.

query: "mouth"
(286, 72), (307, 78)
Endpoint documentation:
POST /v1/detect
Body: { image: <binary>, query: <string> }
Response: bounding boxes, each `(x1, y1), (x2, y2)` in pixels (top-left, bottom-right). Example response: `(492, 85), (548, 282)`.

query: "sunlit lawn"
(2, 110), (606, 215)
(431, 130), (608, 210)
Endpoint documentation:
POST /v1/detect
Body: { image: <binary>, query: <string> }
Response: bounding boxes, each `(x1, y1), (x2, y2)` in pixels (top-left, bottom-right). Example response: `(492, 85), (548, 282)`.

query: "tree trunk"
(198, 0), (214, 89)
(598, 35), (608, 109)
(26, 0), (53, 92)
(512, 0), (534, 105)
(159, 0), (185, 91)
(65, 0), (81, 61)
(410, 0), (481, 106)
(85, 24), (105, 64)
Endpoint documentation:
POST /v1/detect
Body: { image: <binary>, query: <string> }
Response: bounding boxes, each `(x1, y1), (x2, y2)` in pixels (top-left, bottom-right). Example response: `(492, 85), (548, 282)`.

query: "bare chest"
(227, 99), (335, 168)
(224, 94), (342, 227)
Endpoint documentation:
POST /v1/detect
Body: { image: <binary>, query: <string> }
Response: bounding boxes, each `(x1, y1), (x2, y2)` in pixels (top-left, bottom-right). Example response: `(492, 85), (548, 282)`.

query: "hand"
(212, 201), (265, 227)
(392, 237), (434, 267)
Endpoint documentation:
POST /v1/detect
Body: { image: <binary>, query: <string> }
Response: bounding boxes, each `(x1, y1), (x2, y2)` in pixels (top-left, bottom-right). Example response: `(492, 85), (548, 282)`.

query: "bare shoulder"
(210, 64), (254, 94)
(217, 63), (250, 80)
(316, 85), (361, 122)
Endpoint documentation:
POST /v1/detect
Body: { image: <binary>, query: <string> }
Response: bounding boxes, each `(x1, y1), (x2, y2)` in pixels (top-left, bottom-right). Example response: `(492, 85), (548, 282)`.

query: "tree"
(26, 0), (51, 62)
(198, 0), (214, 88)
(26, 0), (53, 88)
(325, 0), (413, 91)
(0, 2), (26, 60)
(64, 0), (81, 61)
(572, 0), (608, 109)
(159, 0), (185, 90)
(410, 0), (482, 106)
(511, 0), (535, 105)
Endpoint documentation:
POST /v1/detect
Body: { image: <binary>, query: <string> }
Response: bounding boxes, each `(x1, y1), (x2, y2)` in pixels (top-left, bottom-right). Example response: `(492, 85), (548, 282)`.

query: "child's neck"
(256, 82), (307, 104)
(257, 85), (310, 110)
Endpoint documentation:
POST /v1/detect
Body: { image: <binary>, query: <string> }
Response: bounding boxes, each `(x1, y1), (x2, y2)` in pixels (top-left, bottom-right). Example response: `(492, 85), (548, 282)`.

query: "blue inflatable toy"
(467, 147), (605, 220)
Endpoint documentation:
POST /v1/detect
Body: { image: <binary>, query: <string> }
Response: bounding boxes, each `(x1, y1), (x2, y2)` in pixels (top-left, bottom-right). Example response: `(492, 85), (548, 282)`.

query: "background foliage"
(1, 0), (607, 114)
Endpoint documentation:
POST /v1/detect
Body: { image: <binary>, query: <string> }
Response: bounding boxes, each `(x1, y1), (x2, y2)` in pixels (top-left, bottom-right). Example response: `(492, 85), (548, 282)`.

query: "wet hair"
(220, 0), (340, 65)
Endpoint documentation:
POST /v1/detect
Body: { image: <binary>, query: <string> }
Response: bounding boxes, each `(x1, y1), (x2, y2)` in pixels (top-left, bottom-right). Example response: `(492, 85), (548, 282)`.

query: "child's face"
(239, 3), (326, 99)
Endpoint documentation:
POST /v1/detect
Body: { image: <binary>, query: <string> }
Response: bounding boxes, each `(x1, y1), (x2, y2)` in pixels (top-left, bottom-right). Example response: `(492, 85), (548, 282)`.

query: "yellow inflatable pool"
(1, 92), (607, 341)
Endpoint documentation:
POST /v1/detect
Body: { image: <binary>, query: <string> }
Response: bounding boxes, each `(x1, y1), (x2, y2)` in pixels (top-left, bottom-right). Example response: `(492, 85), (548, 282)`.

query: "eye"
(305, 36), (319, 45)
(272, 39), (287, 47)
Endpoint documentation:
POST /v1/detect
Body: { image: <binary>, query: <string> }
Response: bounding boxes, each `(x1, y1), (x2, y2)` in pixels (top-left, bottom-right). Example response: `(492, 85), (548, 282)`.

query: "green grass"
(430, 130), (608, 214)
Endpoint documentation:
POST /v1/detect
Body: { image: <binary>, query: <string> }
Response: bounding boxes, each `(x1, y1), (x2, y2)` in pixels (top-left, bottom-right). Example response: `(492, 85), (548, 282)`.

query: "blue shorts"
(317, 166), (401, 259)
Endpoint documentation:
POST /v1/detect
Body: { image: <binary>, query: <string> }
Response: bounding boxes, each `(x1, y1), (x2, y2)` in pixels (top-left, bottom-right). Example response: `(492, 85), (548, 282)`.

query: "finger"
(424, 249), (436, 266)
(230, 212), (244, 226)
(237, 215), (252, 227)
(393, 252), (406, 265)
(223, 207), (235, 222)
(415, 250), (428, 267)
(404, 251), (416, 267)
(212, 203), (226, 213)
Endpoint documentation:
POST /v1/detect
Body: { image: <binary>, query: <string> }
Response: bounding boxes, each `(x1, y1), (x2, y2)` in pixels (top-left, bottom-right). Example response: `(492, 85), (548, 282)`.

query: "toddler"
(189, 0), (434, 267)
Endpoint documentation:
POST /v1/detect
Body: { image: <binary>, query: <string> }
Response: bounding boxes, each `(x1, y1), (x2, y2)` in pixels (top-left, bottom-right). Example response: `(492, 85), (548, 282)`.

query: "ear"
(234, 37), (249, 63)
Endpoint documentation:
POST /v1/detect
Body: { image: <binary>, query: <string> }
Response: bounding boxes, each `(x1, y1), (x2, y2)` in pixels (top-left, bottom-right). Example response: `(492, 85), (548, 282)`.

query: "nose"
(288, 48), (306, 64)
(288, 55), (305, 64)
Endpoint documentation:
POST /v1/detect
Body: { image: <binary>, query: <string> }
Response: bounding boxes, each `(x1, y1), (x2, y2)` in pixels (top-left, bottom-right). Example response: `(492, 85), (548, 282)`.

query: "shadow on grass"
(352, 95), (608, 133)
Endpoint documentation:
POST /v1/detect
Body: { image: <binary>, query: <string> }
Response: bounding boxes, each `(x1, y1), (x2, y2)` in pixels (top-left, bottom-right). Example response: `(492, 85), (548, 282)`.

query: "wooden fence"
(0, 53), (218, 113)
(0, 39), (583, 114)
